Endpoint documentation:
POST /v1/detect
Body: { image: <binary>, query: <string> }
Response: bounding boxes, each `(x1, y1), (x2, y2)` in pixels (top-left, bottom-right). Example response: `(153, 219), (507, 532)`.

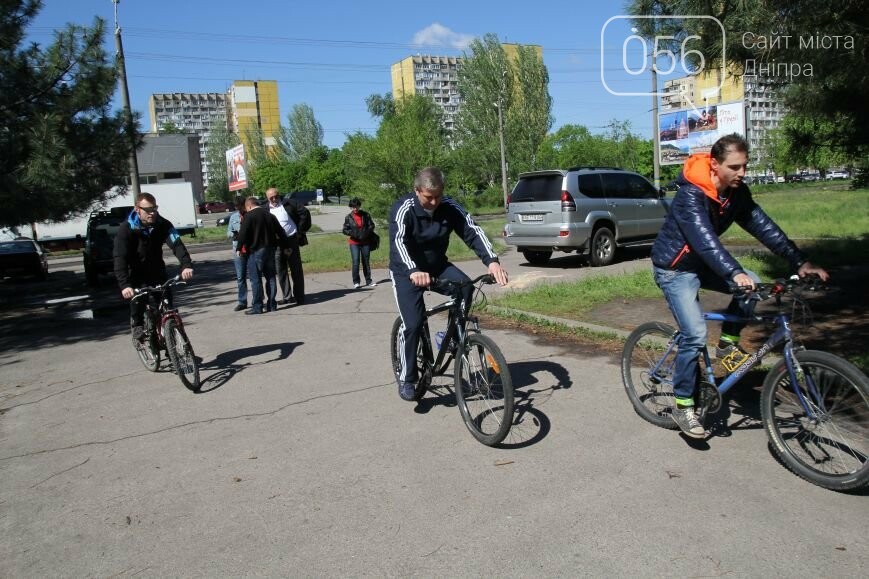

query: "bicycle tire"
(621, 322), (680, 429)
(164, 319), (200, 392)
(761, 350), (869, 491)
(389, 316), (428, 401)
(134, 313), (160, 372)
(454, 333), (514, 446)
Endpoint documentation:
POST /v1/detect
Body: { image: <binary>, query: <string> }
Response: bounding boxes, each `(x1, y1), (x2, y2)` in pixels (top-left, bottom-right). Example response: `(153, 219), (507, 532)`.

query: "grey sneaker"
(671, 406), (705, 438)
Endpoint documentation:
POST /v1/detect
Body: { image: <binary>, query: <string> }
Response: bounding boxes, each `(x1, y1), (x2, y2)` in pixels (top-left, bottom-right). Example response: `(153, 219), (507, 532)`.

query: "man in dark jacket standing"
(114, 192), (194, 340)
(650, 134), (829, 438)
(237, 196), (287, 314)
(389, 167), (508, 401)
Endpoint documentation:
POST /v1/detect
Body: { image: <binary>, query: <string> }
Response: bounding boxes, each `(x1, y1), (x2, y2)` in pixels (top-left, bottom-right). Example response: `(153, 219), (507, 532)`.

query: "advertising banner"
(226, 144), (248, 192)
(658, 101), (745, 165)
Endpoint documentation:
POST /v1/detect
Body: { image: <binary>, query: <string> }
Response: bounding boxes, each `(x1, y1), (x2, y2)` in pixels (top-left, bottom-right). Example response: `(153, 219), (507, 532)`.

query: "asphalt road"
(0, 239), (866, 576)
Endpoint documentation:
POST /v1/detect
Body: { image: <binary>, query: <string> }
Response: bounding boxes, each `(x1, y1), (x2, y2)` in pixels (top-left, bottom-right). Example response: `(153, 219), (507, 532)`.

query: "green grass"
(722, 185), (868, 241)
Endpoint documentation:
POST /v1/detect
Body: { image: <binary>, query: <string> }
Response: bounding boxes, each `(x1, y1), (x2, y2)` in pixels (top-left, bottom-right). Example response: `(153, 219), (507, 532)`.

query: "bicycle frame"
(653, 308), (821, 419)
(422, 290), (478, 376)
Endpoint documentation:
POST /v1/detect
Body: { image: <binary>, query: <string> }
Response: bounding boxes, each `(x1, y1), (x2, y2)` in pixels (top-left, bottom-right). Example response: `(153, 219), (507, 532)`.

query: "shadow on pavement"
(197, 341), (303, 393)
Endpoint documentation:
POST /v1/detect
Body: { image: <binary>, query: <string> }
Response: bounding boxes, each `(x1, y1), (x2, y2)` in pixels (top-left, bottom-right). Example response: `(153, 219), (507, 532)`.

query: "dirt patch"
(485, 264), (869, 372)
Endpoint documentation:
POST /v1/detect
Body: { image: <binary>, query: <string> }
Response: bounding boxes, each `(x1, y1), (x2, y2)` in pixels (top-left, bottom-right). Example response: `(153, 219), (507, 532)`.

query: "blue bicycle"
(621, 276), (869, 491)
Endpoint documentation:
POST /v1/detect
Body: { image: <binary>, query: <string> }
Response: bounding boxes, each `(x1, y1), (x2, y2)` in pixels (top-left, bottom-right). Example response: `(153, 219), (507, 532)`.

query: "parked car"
(826, 170), (850, 180)
(201, 201), (233, 213)
(503, 167), (669, 267)
(83, 207), (132, 286)
(284, 191), (323, 206)
(784, 174), (803, 183)
(0, 238), (48, 281)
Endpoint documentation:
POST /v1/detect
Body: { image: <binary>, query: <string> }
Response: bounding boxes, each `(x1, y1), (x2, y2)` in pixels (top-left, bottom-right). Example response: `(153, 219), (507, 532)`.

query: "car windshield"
(0, 241), (36, 253)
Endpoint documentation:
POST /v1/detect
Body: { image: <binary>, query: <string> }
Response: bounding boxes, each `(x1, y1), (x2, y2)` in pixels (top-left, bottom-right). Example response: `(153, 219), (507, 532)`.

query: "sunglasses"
(137, 205), (158, 214)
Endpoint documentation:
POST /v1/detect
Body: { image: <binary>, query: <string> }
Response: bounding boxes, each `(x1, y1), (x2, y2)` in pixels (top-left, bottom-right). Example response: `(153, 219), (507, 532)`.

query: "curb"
(485, 305), (631, 340)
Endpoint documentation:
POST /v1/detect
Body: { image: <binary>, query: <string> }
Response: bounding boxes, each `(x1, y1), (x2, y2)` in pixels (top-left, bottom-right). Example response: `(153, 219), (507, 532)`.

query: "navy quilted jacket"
(651, 154), (805, 280)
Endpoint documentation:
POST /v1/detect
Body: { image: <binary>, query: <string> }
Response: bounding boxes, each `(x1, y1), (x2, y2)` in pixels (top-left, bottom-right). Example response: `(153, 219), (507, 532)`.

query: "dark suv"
(503, 167), (669, 266)
(83, 206), (132, 285)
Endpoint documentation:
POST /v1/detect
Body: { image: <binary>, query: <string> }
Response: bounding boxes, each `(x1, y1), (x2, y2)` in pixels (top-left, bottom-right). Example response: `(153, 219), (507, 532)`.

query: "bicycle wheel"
(454, 333), (514, 446)
(389, 316), (429, 400)
(761, 350), (869, 491)
(133, 313), (160, 372)
(621, 322), (679, 429)
(164, 319), (200, 392)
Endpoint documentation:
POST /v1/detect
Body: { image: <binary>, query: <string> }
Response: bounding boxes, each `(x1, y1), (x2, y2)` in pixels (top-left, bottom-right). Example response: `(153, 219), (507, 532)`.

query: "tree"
(453, 34), (553, 190)
(343, 94), (448, 218)
(277, 103), (324, 161)
(0, 0), (142, 227)
(204, 121), (238, 201)
(158, 121), (185, 134)
(627, 0), (868, 167)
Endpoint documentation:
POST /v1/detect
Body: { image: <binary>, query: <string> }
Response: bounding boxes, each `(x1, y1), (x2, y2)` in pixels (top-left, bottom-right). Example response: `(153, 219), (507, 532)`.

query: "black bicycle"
(131, 276), (200, 392)
(621, 276), (869, 491)
(390, 274), (514, 446)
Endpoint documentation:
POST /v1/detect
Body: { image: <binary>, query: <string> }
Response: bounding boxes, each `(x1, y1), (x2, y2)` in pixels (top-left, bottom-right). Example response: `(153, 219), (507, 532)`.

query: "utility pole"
(495, 99), (508, 207)
(113, 0), (140, 197)
(651, 64), (660, 189)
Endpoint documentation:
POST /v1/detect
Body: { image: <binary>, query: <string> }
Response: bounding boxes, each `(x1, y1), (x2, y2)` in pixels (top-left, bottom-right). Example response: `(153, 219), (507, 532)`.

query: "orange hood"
(682, 153), (721, 205)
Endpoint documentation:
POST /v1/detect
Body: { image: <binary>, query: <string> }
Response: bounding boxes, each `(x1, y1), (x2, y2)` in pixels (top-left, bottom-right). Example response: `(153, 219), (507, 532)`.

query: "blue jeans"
(248, 246), (277, 312)
(233, 251), (249, 306)
(349, 243), (371, 285)
(653, 266), (759, 402)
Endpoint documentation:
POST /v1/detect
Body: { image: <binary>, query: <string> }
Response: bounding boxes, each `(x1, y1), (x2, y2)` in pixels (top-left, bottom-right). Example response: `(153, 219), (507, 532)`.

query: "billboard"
(658, 101), (745, 165)
(226, 144), (248, 192)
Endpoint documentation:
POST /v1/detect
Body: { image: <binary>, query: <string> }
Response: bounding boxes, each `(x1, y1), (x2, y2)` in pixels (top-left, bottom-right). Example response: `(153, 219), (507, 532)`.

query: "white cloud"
(412, 23), (475, 51)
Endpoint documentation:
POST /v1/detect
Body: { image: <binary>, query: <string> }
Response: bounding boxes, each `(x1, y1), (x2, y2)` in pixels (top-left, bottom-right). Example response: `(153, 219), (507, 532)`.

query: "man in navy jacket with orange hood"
(650, 134), (828, 438)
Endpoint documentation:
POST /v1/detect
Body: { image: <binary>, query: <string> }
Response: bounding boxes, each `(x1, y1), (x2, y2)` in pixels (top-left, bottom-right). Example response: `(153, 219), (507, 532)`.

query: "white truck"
(32, 182), (198, 250)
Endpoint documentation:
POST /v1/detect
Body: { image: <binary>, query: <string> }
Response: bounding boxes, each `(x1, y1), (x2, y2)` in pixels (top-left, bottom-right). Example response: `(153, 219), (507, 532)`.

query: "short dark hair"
(348, 197), (362, 208)
(136, 192), (156, 206)
(413, 167), (445, 192)
(711, 133), (749, 162)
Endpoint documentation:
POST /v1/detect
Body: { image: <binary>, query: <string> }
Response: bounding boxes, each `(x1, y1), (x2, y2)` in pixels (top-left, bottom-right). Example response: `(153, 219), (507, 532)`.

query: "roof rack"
(566, 166), (626, 172)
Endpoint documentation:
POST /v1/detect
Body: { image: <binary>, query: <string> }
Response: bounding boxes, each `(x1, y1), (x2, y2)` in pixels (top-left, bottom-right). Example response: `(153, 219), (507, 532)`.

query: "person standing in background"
(226, 196), (248, 311)
(342, 197), (376, 289)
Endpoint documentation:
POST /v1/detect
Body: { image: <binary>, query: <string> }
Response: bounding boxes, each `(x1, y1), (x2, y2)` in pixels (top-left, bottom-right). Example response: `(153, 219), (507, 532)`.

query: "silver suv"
(503, 167), (669, 266)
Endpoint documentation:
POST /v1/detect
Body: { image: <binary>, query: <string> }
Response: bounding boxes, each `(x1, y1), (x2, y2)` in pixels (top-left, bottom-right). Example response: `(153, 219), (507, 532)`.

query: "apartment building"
(148, 80), (280, 188)
(391, 55), (463, 131)
(149, 92), (229, 188)
(390, 44), (543, 133)
(227, 80), (281, 148)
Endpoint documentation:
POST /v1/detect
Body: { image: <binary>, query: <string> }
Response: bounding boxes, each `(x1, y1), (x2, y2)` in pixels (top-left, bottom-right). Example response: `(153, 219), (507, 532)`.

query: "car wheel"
(590, 227), (615, 267)
(521, 250), (552, 266)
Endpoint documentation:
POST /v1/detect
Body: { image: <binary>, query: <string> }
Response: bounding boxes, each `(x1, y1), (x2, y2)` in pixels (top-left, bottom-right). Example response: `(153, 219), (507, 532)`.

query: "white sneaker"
(671, 406), (705, 438)
(353, 283), (360, 289)
(367, 280), (377, 287)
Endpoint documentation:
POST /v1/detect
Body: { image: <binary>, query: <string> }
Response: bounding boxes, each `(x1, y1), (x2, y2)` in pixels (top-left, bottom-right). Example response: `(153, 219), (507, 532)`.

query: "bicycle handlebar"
(429, 273), (495, 294)
(729, 274), (825, 301)
(131, 275), (185, 301)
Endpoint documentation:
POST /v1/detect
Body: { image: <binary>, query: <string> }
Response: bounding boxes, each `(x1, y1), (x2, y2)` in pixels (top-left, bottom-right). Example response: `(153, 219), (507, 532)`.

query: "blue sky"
(29, 0), (671, 149)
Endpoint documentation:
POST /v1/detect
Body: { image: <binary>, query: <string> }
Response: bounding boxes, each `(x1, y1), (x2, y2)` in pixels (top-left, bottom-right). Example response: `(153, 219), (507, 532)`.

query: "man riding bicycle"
(651, 134), (829, 438)
(114, 192), (194, 341)
(389, 167), (508, 401)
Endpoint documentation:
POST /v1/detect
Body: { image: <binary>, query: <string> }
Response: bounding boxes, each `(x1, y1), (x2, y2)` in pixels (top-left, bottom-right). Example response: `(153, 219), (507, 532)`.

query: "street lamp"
(494, 100), (508, 208)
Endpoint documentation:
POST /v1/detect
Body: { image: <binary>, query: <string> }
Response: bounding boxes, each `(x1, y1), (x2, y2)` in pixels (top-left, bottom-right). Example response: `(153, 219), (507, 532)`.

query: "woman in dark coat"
(342, 198), (376, 288)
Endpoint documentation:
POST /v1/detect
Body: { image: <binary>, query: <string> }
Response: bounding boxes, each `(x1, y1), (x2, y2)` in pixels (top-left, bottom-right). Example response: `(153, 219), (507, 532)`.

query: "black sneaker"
(399, 381), (417, 401)
(233, 303), (247, 312)
(131, 325), (145, 342)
